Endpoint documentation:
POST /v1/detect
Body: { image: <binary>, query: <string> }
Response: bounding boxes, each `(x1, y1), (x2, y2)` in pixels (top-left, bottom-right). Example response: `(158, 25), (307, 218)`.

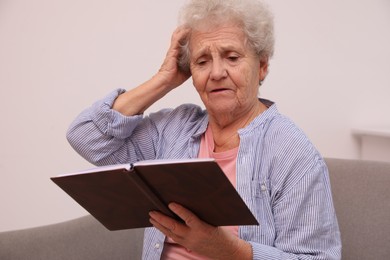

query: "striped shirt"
(67, 89), (341, 260)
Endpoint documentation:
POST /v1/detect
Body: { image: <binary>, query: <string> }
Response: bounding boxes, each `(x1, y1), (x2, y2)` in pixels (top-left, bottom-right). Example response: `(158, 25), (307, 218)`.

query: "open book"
(51, 158), (258, 231)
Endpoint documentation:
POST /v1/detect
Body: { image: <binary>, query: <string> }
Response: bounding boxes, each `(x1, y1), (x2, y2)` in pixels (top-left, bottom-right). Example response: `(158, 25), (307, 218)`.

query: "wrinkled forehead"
(187, 21), (251, 55)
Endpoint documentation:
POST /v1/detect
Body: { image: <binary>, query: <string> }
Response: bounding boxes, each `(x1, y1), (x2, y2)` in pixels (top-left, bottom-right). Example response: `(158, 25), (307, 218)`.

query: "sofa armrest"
(0, 215), (144, 260)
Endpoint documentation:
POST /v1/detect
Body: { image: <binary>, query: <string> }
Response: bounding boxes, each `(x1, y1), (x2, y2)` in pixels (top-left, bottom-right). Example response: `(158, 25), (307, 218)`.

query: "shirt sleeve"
(249, 158), (341, 260)
(66, 88), (150, 166)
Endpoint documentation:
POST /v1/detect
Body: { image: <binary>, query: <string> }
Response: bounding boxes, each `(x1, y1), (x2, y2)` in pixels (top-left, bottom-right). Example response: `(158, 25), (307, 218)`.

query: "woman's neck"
(209, 101), (267, 152)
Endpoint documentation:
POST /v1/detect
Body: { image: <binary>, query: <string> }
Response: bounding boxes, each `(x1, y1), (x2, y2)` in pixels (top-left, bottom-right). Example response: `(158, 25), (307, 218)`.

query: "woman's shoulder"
(148, 103), (206, 120)
(146, 103), (208, 132)
(257, 102), (308, 141)
(259, 103), (320, 158)
(260, 105), (326, 182)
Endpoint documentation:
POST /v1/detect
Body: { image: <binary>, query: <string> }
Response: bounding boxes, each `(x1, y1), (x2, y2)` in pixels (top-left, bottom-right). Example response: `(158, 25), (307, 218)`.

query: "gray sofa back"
(0, 214), (144, 259)
(326, 158), (390, 260)
(1, 158), (390, 259)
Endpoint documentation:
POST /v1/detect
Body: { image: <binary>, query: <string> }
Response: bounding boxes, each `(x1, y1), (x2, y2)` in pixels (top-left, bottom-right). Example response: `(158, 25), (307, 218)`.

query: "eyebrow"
(191, 44), (243, 59)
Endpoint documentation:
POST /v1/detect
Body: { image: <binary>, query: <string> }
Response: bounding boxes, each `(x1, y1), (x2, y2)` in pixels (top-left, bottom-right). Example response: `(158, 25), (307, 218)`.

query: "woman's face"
(189, 24), (268, 118)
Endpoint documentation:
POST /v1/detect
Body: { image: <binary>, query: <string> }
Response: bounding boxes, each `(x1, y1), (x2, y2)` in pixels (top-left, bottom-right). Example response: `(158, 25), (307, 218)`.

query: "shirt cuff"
(250, 242), (283, 259)
(90, 88), (144, 139)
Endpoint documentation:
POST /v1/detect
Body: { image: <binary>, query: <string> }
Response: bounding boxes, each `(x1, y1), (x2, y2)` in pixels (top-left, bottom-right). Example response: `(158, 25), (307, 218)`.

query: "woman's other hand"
(149, 202), (252, 260)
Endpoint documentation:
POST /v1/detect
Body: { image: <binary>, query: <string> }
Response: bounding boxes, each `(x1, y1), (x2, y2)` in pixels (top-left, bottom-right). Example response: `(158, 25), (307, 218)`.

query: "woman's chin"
(205, 102), (238, 117)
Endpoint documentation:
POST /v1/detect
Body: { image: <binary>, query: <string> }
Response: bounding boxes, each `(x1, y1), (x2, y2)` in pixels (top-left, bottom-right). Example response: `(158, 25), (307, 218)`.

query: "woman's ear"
(258, 58), (269, 82)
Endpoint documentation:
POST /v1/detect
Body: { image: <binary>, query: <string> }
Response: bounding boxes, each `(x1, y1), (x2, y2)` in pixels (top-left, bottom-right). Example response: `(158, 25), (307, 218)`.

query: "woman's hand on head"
(112, 27), (191, 116)
(149, 202), (252, 260)
(155, 27), (192, 90)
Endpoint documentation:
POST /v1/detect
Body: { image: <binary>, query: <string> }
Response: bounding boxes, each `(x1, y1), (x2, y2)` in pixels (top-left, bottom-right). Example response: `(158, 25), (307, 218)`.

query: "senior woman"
(67, 0), (341, 259)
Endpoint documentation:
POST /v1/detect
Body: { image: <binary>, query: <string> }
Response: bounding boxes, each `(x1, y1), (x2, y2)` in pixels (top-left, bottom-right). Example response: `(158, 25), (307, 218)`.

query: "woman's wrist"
(112, 75), (174, 116)
(213, 236), (252, 260)
(228, 239), (253, 260)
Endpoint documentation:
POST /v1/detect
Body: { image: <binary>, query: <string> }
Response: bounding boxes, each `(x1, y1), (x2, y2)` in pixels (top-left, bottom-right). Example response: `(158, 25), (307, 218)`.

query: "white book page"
(133, 158), (215, 167)
(56, 163), (131, 177)
(56, 158), (215, 177)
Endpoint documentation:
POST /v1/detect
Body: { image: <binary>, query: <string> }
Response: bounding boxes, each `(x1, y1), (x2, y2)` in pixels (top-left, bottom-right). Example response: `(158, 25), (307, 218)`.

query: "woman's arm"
(66, 27), (191, 165)
(248, 159), (341, 260)
(112, 26), (191, 116)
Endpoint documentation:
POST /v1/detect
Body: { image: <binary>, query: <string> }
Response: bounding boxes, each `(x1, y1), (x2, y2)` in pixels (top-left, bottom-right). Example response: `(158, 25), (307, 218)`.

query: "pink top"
(161, 126), (239, 259)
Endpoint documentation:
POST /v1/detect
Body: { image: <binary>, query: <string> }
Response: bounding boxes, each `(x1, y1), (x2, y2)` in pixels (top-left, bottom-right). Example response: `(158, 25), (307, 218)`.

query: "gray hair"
(178, 0), (275, 72)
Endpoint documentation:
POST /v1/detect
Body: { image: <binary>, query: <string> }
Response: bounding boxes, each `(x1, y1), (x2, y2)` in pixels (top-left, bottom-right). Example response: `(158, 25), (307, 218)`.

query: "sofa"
(1, 158), (389, 260)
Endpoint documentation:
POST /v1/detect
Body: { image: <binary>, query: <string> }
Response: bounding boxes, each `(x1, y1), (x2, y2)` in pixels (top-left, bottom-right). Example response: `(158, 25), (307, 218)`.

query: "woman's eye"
(228, 56), (239, 62)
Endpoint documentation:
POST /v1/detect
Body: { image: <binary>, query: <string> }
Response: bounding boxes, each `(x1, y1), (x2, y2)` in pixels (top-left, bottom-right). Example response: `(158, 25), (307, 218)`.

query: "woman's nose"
(210, 59), (227, 81)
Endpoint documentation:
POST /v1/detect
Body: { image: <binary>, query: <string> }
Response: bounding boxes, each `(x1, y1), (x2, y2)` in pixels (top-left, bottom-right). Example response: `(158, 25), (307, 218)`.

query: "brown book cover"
(51, 158), (258, 231)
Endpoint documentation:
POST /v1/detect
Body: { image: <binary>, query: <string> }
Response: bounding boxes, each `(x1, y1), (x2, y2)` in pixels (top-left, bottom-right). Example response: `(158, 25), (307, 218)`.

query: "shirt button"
(155, 243), (160, 249)
(261, 184), (267, 191)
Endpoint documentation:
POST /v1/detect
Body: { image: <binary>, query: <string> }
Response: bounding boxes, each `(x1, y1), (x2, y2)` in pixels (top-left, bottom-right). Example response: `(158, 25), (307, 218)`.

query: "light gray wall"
(1, 0), (389, 231)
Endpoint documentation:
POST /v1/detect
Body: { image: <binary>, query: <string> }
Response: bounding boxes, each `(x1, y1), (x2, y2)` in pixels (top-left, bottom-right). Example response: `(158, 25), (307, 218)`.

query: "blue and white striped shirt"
(67, 89), (341, 260)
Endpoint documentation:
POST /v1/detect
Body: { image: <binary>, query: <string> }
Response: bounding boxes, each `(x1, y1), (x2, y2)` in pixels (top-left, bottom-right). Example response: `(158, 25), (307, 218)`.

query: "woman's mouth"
(211, 88), (230, 93)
